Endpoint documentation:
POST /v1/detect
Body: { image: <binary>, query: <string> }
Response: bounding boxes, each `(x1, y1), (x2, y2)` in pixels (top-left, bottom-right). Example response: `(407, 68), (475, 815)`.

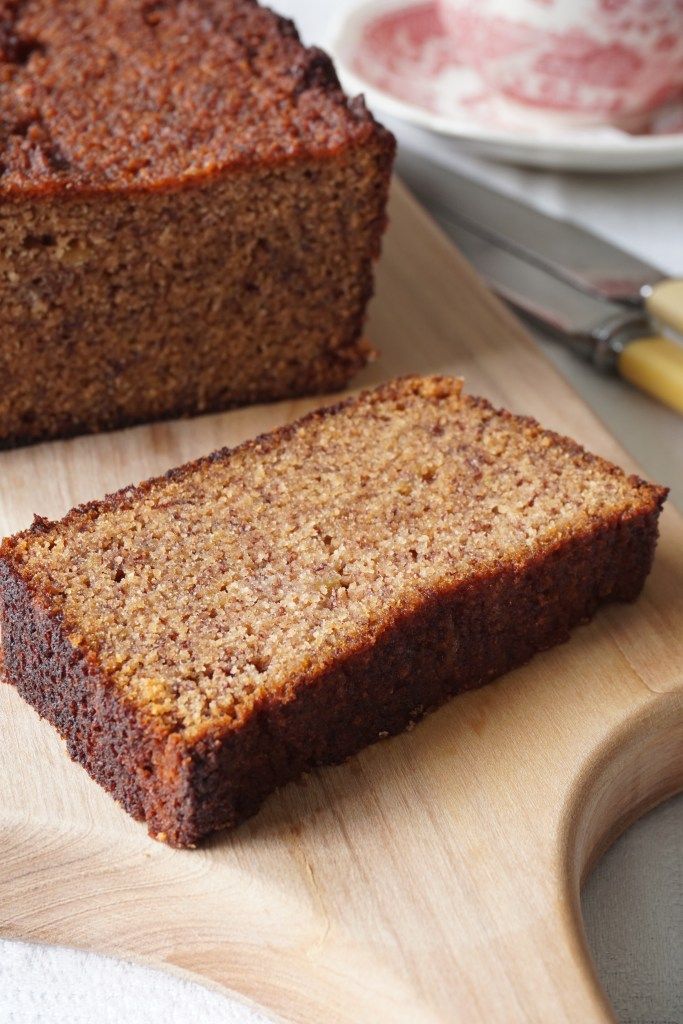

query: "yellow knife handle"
(618, 335), (683, 415)
(644, 280), (683, 337)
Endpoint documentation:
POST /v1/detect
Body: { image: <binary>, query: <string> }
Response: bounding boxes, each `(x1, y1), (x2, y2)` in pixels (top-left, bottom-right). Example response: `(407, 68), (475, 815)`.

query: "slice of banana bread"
(0, 377), (667, 845)
(0, 0), (394, 447)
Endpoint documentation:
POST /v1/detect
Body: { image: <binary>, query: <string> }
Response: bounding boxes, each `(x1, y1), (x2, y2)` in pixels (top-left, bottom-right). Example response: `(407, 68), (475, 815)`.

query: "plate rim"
(328, 0), (683, 164)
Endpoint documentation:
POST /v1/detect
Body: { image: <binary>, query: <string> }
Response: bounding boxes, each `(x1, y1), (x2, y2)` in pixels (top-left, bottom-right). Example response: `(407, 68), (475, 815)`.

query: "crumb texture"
(0, 0), (394, 447)
(0, 0), (377, 192)
(0, 151), (391, 447)
(3, 377), (666, 742)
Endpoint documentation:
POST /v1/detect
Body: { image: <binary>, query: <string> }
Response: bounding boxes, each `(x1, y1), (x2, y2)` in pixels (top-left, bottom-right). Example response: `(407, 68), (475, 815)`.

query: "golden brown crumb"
(5, 376), (665, 740)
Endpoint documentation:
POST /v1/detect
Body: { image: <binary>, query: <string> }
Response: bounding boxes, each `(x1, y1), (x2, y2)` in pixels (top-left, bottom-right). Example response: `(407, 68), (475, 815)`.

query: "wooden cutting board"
(1, 182), (681, 1024)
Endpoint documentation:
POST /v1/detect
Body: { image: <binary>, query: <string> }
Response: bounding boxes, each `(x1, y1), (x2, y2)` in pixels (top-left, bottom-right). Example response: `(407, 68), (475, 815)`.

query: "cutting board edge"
(1, 179), (682, 1024)
(2, 673), (681, 1024)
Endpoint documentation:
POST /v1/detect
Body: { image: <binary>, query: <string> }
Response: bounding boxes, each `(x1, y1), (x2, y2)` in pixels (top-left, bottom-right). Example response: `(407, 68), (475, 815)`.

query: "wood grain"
(1, 181), (681, 1023)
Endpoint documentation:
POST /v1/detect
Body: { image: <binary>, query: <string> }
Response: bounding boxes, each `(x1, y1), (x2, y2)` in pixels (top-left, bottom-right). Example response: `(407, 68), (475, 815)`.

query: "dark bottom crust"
(0, 558), (190, 835)
(0, 506), (662, 847)
(0, 353), (365, 452)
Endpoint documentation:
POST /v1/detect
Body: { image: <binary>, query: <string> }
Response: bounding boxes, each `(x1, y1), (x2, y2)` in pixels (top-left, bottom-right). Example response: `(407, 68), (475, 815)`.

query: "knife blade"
(398, 151), (683, 337)
(445, 219), (650, 366)
(437, 214), (683, 414)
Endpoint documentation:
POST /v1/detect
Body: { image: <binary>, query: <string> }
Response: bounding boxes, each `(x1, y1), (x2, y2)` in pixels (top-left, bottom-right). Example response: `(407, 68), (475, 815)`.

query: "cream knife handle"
(618, 334), (683, 414)
(643, 280), (683, 337)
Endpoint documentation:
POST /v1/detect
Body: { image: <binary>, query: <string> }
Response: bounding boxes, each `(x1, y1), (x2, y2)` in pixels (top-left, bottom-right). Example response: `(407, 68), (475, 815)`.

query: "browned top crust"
(0, 0), (386, 196)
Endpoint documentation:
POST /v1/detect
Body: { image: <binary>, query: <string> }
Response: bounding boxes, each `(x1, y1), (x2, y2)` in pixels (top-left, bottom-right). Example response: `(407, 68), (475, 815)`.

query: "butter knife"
(442, 217), (683, 414)
(399, 152), (683, 339)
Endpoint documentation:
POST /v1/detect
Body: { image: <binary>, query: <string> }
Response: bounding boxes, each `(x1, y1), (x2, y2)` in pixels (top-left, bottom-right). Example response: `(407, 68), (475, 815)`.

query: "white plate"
(328, 0), (683, 172)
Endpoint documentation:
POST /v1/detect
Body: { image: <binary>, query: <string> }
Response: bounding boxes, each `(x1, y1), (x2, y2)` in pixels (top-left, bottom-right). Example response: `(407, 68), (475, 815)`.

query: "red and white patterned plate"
(329, 0), (683, 171)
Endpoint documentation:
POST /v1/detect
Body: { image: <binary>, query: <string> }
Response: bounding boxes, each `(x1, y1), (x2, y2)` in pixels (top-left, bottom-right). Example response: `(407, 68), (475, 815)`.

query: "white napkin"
(0, 940), (269, 1023)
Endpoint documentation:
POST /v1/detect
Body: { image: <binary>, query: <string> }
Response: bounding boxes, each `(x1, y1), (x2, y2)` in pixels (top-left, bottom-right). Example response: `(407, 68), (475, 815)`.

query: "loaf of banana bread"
(0, 377), (667, 845)
(0, 0), (394, 447)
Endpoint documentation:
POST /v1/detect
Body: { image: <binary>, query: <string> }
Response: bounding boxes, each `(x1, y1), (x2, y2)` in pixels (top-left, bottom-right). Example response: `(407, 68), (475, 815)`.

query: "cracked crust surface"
(0, 0), (381, 194)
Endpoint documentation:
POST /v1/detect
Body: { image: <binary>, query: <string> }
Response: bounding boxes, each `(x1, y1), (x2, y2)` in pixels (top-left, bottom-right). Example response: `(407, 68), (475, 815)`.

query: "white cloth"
(0, 943), (267, 1024)
(2, 3), (681, 1022)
